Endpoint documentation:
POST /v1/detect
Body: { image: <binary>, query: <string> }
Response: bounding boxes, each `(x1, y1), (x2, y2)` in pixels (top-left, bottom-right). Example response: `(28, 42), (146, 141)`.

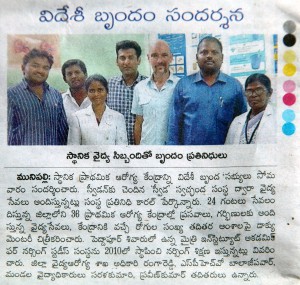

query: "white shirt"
(62, 89), (91, 124)
(68, 105), (128, 145)
(225, 104), (276, 144)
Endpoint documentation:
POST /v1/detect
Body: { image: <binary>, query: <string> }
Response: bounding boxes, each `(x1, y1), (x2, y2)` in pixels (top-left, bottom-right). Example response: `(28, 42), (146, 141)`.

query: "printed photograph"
(7, 33), (277, 146)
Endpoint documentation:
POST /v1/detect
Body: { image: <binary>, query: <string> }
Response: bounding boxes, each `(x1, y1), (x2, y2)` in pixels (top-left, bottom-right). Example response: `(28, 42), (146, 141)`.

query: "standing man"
(167, 36), (247, 145)
(131, 40), (179, 145)
(8, 49), (68, 145)
(107, 40), (147, 145)
(61, 59), (90, 124)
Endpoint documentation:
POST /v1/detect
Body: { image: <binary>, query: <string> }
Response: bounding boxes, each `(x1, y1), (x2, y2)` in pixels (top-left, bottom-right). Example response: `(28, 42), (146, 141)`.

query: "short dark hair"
(197, 36), (223, 53)
(22, 48), (54, 68)
(116, 40), (142, 58)
(245, 73), (272, 93)
(84, 74), (108, 93)
(61, 59), (87, 81)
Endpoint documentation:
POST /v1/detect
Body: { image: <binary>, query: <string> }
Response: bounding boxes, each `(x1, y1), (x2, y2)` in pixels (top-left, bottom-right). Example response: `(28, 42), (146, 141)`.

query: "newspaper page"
(0, 0), (299, 284)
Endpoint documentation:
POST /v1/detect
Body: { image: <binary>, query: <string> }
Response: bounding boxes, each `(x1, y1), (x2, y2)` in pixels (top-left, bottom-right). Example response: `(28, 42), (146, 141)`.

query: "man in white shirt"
(61, 59), (91, 124)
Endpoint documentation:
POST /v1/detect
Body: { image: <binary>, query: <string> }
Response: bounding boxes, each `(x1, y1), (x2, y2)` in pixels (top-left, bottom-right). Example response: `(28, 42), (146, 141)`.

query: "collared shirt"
(62, 89), (91, 124)
(167, 71), (247, 145)
(225, 104), (276, 144)
(107, 74), (147, 145)
(8, 79), (68, 145)
(131, 73), (180, 145)
(68, 105), (128, 145)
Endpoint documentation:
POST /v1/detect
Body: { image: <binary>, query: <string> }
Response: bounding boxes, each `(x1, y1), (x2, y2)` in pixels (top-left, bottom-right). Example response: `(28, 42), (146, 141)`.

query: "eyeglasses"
(245, 87), (267, 97)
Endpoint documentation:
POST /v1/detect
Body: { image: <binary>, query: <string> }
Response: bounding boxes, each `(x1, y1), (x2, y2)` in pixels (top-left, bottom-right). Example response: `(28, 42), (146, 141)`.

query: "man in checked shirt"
(107, 40), (147, 145)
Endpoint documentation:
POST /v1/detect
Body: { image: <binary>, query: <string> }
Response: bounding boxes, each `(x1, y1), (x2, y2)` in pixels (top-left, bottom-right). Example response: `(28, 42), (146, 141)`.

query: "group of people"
(7, 36), (276, 146)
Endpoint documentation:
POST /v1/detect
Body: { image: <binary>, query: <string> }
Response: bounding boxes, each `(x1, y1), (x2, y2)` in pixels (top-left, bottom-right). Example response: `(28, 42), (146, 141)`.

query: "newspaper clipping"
(0, 0), (299, 284)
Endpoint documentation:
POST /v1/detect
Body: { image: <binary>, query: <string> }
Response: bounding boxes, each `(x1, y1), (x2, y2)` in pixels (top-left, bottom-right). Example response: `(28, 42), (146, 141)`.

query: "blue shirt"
(8, 79), (68, 145)
(131, 74), (179, 145)
(107, 74), (147, 145)
(167, 71), (247, 145)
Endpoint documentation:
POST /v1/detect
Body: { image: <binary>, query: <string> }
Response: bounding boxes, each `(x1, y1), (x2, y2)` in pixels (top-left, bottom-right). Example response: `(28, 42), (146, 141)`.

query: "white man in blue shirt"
(131, 40), (179, 145)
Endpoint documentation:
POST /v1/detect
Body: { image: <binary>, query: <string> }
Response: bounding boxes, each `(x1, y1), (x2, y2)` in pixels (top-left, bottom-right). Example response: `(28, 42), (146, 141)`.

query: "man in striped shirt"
(107, 40), (147, 145)
(8, 49), (68, 145)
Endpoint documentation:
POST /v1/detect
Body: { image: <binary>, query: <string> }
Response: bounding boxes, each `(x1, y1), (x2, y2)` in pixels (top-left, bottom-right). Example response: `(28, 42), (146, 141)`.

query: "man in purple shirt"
(8, 49), (68, 145)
